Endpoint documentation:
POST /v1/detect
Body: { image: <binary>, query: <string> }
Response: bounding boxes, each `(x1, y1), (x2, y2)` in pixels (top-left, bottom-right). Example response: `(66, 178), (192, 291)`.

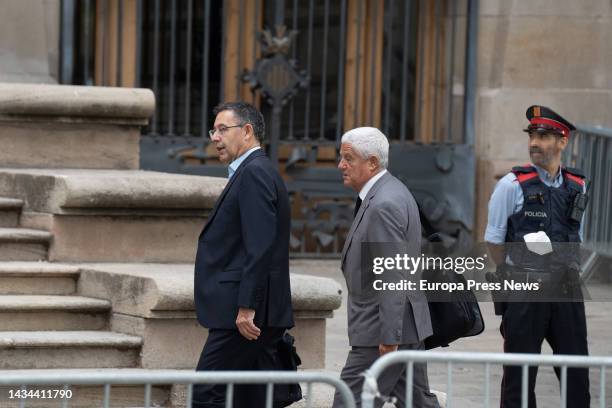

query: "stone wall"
(0, 0), (60, 83)
(474, 0), (612, 238)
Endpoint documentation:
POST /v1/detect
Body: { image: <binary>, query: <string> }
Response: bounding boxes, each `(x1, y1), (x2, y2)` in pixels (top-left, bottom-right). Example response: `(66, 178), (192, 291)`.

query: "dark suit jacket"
(194, 149), (294, 330)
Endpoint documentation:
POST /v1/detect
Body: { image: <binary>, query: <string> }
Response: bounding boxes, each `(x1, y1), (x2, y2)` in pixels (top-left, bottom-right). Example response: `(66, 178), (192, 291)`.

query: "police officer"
(485, 105), (590, 407)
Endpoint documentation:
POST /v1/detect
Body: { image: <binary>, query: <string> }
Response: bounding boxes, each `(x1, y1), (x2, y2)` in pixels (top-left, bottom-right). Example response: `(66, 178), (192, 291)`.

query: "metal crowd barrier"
(0, 370), (355, 408)
(564, 126), (612, 260)
(4, 351), (612, 408)
(361, 350), (612, 408)
(562, 125), (612, 282)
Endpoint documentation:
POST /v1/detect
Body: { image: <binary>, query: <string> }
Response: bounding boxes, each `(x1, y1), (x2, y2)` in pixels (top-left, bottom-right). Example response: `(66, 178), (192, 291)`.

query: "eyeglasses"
(208, 124), (244, 138)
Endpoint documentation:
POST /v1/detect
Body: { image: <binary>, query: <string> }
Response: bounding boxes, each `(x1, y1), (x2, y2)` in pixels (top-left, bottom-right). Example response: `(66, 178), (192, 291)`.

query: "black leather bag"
(419, 221), (485, 349)
(273, 333), (303, 407)
(424, 269), (485, 349)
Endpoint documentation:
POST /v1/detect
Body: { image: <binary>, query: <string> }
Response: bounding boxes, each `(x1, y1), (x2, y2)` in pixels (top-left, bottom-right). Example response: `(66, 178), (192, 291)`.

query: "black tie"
(353, 197), (362, 217)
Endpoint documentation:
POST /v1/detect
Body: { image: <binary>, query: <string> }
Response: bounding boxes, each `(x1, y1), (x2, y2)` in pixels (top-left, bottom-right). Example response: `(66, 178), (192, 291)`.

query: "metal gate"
(59, 0), (479, 256)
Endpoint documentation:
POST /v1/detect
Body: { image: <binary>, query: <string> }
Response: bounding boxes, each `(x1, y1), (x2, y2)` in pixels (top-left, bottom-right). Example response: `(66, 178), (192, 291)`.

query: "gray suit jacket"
(341, 171), (433, 347)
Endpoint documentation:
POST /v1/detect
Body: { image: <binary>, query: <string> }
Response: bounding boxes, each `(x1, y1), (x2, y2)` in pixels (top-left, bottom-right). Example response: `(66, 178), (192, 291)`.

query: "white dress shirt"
(359, 169), (388, 200)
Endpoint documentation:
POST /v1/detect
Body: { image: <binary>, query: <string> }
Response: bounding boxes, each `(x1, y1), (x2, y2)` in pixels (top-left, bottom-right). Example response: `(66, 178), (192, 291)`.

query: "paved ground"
(291, 259), (612, 408)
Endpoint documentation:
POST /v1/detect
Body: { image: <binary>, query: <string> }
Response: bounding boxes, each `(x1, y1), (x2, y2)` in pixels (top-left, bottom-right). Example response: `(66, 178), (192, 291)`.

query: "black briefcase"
(421, 231), (485, 350)
(273, 333), (303, 407)
(424, 271), (485, 349)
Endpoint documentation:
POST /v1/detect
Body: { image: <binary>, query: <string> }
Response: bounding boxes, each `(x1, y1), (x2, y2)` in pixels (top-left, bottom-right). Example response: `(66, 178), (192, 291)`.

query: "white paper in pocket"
(523, 231), (553, 255)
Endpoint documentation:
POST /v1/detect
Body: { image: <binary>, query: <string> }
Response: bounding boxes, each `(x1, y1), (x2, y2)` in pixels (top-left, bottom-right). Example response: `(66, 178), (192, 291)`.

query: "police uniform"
(484, 106), (590, 407)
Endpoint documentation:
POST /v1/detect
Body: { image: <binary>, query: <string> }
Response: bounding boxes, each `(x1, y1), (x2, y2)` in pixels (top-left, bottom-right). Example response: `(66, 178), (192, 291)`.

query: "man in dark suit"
(193, 101), (294, 408)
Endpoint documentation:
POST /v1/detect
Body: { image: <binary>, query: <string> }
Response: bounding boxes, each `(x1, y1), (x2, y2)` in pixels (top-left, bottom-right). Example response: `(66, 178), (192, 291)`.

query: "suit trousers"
(332, 342), (440, 408)
(500, 302), (590, 408)
(192, 327), (285, 408)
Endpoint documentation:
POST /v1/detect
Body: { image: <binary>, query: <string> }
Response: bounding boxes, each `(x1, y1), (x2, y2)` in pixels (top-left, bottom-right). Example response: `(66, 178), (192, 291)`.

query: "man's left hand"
(236, 308), (261, 340)
(379, 343), (399, 356)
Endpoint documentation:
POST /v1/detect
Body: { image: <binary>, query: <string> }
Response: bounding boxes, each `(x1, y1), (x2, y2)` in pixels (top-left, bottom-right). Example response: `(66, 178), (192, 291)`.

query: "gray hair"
(341, 127), (389, 169)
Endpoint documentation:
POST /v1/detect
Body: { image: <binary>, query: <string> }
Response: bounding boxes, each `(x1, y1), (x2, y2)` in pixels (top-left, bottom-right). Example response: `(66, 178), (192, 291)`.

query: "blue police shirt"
(228, 146), (261, 179)
(485, 164), (584, 244)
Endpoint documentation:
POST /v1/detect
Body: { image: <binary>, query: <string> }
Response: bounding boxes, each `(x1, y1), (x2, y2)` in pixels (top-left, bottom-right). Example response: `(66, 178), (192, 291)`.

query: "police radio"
(569, 180), (591, 223)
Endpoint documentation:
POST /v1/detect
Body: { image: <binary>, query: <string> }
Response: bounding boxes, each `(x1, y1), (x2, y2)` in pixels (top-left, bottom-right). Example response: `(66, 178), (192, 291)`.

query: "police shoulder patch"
(511, 165), (538, 183)
(564, 167), (585, 179)
(564, 168), (586, 188)
(511, 165), (536, 174)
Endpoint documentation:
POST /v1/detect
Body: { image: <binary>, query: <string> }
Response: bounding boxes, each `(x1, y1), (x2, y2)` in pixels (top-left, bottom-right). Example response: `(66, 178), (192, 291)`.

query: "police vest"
(504, 165), (585, 270)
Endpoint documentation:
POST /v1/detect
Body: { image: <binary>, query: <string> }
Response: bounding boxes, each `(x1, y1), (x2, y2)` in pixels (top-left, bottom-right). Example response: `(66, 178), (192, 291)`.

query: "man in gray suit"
(332, 127), (440, 408)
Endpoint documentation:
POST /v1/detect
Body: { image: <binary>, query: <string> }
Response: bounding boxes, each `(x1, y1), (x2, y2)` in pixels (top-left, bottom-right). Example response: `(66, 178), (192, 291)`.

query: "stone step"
(0, 197), (23, 228)
(0, 331), (142, 369)
(0, 228), (52, 261)
(0, 295), (110, 331)
(0, 169), (221, 262)
(0, 262), (79, 295)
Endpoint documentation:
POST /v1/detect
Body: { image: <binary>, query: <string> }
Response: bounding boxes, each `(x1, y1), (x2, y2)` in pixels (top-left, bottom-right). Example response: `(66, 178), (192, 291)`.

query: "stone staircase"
(0, 83), (342, 407)
(0, 197), (48, 264)
(0, 195), (342, 407)
(0, 199), (162, 406)
(0, 198), (51, 261)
